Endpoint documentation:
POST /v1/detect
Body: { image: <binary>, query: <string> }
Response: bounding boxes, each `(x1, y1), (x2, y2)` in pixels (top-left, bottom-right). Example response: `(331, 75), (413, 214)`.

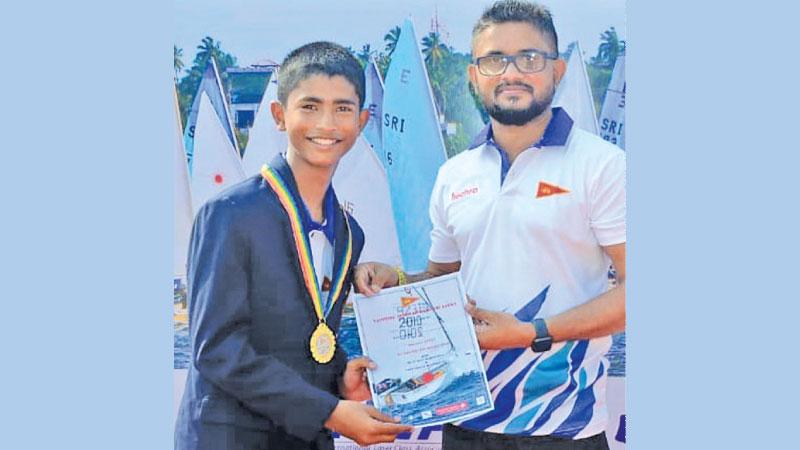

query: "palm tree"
(384, 26), (401, 55)
(174, 46), (184, 81)
(195, 36), (222, 68)
(421, 32), (449, 67)
(591, 27), (626, 68)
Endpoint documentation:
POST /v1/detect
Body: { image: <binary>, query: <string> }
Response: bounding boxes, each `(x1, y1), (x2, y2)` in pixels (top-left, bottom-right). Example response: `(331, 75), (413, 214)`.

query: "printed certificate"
(352, 272), (493, 427)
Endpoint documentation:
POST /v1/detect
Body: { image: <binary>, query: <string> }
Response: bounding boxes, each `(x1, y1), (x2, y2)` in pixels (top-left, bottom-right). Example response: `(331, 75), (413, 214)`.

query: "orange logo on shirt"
(536, 181), (570, 198)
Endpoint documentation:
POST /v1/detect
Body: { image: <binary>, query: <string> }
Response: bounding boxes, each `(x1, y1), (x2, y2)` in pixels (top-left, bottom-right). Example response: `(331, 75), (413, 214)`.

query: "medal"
(262, 165), (353, 364)
(310, 321), (336, 364)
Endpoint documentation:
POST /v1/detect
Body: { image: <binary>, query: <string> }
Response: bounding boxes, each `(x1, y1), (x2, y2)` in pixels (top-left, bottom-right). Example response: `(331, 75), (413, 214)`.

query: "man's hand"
(467, 302), (534, 350)
(339, 357), (375, 402)
(354, 262), (398, 296)
(324, 400), (413, 447)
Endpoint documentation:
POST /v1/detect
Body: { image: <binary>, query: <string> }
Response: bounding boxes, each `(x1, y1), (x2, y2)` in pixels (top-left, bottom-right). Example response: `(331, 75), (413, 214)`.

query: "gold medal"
(262, 166), (352, 365)
(310, 322), (336, 364)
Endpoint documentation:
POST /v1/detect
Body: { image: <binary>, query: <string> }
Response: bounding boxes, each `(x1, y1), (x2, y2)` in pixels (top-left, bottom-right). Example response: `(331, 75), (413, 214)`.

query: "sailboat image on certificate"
(377, 286), (455, 406)
(352, 273), (493, 426)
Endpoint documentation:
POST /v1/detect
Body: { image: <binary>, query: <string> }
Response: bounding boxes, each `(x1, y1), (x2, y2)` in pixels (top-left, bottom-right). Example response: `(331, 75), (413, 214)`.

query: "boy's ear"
(270, 101), (286, 131)
(358, 108), (370, 131)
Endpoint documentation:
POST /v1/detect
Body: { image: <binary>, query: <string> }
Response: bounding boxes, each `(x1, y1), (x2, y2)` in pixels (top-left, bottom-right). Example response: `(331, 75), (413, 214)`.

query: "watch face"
(532, 337), (553, 353)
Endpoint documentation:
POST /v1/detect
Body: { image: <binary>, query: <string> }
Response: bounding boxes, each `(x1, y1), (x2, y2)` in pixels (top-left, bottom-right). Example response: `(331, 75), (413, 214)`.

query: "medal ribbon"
(261, 165), (352, 321)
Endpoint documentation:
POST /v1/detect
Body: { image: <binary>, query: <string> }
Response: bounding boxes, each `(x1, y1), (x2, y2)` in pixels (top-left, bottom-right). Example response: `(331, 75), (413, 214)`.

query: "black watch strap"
(531, 318), (552, 353)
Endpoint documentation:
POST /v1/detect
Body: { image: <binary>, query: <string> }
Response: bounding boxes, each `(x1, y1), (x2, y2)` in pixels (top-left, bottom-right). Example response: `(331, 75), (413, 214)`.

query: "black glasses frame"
(473, 50), (559, 76)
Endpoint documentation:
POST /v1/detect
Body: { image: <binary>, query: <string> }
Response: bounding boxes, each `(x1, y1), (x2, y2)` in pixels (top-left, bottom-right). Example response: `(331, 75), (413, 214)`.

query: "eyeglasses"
(473, 50), (558, 76)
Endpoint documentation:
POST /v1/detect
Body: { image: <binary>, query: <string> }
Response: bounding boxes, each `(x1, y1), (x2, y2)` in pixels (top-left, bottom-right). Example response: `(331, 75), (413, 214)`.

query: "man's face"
(271, 74), (369, 170)
(469, 22), (566, 126)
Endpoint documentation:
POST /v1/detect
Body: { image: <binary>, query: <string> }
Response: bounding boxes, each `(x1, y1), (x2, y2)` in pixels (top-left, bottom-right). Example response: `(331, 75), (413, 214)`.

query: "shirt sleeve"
(188, 200), (339, 442)
(428, 169), (461, 263)
(589, 150), (626, 246)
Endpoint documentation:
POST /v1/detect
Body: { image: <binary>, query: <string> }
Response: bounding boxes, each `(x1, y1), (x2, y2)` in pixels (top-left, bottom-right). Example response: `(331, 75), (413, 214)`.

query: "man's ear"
(358, 108), (370, 131)
(270, 101), (286, 131)
(553, 58), (567, 86)
(467, 63), (479, 92)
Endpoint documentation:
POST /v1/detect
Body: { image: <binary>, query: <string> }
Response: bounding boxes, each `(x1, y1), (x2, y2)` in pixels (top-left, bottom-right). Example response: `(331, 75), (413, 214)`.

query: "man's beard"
(485, 83), (554, 126)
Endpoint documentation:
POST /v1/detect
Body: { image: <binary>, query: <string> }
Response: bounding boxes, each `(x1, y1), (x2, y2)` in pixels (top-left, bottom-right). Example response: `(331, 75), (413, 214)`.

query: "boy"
(175, 42), (412, 450)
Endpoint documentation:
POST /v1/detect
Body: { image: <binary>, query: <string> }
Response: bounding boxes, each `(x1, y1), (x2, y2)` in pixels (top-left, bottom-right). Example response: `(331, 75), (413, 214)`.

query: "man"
(355, 1), (625, 448)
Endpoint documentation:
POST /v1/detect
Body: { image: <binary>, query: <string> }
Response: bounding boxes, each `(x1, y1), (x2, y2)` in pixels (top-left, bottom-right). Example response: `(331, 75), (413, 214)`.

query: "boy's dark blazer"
(175, 155), (365, 450)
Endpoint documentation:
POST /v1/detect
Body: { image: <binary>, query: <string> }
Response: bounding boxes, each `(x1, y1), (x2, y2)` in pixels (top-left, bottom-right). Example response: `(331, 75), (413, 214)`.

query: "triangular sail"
(242, 73), (287, 176)
(362, 57), (385, 163)
(190, 92), (246, 213)
(183, 58), (239, 170)
(598, 54), (625, 149)
(333, 135), (402, 266)
(382, 18), (448, 272)
(174, 88), (193, 277)
(553, 41), (599, 134)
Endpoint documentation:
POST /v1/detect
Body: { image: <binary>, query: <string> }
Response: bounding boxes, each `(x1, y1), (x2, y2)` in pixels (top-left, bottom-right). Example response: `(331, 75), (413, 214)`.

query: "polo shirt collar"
(269, 154), (336, 244)
(469, 107), (574, 150)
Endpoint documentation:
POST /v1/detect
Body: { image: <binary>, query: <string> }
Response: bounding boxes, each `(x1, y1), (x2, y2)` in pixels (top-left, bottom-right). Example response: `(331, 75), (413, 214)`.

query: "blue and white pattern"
(458, 288), (610, 438)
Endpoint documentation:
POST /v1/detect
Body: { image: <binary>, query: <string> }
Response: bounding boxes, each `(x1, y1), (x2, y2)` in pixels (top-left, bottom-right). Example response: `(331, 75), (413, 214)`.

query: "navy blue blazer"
(175, 156), (365, 450)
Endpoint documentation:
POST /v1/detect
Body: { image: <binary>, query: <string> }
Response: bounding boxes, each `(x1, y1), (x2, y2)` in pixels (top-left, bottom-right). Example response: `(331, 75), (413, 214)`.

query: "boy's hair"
(277, 42), (366, 108)
(472, 0), (559, 55)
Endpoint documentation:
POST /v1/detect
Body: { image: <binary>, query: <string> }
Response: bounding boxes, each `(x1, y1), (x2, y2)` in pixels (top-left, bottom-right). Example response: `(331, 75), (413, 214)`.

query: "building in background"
(225, 59), (278, 130)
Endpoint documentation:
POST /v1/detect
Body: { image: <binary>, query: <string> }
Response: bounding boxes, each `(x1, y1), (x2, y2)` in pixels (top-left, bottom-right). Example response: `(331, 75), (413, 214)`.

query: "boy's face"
(271, 74), (369, 171)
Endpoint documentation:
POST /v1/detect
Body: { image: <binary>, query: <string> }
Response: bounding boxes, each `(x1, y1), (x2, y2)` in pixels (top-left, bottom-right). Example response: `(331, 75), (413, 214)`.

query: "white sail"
(362, 57), (384, 163)
(242, 75), (287, 176)
(333, 135), (402, 266)
(190, 92), (246, 213)
(553, 41), (599, 135)
(183, 58), (239, 170)
(174, 89), (193, 278)
(598, 54), (625, 149)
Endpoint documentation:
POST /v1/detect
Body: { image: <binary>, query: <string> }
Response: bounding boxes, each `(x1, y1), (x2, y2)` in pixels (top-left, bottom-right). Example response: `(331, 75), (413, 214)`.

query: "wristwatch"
(530, 318), (553, 352)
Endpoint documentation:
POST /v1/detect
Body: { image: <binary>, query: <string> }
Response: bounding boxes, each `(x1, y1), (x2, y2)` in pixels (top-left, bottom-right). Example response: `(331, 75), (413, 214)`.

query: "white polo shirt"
(429, 108), (625, 438)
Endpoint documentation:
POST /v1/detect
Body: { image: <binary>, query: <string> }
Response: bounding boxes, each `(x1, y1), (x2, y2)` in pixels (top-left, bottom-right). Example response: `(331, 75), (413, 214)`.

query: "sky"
(174, 0), (626, 68)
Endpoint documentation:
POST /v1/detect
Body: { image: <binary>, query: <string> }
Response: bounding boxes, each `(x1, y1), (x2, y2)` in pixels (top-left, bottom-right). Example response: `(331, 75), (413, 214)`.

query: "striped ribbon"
(261, 165), (352, 321)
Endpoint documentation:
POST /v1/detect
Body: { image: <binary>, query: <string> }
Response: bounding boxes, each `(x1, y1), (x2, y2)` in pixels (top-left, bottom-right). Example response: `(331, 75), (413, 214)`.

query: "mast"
(414, 286), (456, 353)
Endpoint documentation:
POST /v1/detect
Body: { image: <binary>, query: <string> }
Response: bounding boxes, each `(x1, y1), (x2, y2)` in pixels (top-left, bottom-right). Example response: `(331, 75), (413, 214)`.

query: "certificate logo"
(400, 296), (419, 307)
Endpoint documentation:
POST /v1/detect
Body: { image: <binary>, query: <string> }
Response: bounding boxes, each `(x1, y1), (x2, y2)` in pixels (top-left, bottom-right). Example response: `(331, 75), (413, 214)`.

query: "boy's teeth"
(311, 138), (336, 145)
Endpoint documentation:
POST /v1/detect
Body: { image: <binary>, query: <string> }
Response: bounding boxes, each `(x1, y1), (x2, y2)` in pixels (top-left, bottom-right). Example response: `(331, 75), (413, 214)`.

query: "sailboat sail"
(332, 135), (402, 266)
(363, 57), (384, 163)
(382, 18), (448, 272)
(598, 54), (625, 149)
(242, 73), (287, 176)
(190, 91), (246, 213)
(553, 41), (599, 134)
(174, 88), (193, 278)
(183, 58), (239, 170)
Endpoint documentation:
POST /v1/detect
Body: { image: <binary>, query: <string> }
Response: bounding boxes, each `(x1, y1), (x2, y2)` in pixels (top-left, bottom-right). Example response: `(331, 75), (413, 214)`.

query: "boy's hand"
(354, 262), (398, 296)
(324, 400), (413, 447)
(339, 357), (375, 401)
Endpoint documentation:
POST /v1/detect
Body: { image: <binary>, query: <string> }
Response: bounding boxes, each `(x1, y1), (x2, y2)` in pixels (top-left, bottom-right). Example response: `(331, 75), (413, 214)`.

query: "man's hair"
(277, 41), (366, 108)
(472, 0), (559, 55)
